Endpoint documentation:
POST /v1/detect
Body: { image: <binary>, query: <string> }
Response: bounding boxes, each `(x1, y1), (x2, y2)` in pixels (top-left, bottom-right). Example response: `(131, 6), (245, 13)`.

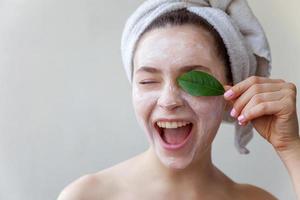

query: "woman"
(58, 1), (300, 200)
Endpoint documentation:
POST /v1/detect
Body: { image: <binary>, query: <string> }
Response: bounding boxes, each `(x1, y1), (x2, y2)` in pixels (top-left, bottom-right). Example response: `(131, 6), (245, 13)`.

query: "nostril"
(157, 95), (184, 109)
(159, 102), (181, 111)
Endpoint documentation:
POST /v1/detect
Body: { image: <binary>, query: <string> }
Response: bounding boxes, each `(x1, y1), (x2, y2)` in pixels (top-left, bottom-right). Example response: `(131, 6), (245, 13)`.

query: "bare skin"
(57, 148), (277, 200)
(57, 24), (298, 200)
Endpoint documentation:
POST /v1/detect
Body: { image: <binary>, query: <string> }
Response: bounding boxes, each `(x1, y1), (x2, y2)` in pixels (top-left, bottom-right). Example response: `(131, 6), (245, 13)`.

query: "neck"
(142, 146), (218, 190)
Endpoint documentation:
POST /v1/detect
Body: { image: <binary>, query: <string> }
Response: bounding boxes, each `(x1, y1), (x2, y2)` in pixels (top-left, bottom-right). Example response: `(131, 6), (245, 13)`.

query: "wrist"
(275, 137), (300, 162)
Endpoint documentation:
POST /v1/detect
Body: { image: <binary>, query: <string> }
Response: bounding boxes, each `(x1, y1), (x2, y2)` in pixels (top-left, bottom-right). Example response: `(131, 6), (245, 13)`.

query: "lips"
(153, 119), (194, 150)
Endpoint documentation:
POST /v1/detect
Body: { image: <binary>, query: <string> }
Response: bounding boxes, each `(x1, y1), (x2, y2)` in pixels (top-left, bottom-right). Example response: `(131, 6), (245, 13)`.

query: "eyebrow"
(135, 65), (210, 74)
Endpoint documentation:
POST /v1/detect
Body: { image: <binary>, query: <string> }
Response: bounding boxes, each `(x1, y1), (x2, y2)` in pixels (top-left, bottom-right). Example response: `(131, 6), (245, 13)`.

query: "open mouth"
(154, 120), (193, 149)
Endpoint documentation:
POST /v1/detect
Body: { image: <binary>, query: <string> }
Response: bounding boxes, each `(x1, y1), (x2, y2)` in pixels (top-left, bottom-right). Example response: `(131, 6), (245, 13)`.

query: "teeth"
(156, 121), (191, 129)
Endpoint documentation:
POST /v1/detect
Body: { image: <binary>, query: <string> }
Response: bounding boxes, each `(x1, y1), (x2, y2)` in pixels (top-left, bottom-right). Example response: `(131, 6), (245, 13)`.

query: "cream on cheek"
(132, 81), (160, 145)
(186, 94), (225, 151)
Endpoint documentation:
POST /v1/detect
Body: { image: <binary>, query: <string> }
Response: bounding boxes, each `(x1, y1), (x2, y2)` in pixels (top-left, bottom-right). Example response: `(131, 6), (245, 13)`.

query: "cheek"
(184, 94), (225, 140)
(131, 85), (158, 122)
(186, 95), (225, 119)
(185, 95), (225, 155)
(132, 85), (160, 144)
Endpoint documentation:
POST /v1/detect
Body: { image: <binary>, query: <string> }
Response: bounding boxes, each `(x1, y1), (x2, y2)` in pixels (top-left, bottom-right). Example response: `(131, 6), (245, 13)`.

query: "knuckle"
(233, 85), (242, 93)
(260, 102), (269, 112)
(253, 94), (263, 104)
(251, 84), (260, 93)
(287, 82), (297, 92)
(249, 76), (260, 84)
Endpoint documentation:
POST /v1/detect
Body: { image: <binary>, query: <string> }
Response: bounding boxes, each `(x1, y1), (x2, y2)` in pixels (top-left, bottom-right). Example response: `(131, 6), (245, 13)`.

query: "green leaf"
(177, 70), (225, 96)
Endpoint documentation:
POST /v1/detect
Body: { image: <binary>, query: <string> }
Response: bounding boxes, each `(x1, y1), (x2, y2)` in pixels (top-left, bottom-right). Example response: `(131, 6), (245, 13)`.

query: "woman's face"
(132, 24), (228, 170)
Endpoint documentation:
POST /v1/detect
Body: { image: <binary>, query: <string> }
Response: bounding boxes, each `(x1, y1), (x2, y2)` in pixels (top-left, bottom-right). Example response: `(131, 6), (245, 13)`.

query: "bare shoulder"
(56, 156), (140, 200)
(57, 153), (146, 200)
(57, 173), (115, 200)
(233, 183), (278, 200)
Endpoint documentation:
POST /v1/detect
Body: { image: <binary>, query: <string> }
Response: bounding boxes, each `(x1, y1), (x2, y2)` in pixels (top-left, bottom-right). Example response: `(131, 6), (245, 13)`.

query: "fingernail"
(230, 108), (237, 118)
(238, 115), (246, 123)
(238, 121), (243, 126)
(224, 89), (234, 98)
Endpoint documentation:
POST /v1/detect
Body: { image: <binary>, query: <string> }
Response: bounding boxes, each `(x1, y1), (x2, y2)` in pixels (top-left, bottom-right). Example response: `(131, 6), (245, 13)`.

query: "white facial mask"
(132, 25), (227, 170)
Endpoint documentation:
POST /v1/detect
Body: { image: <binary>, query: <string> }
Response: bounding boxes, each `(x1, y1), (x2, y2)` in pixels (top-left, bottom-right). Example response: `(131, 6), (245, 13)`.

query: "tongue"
(162, 124), (192, 145)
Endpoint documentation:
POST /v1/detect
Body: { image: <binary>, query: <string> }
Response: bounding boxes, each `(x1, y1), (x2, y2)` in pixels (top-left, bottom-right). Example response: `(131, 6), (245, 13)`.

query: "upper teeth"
(157, 121), (191, 129)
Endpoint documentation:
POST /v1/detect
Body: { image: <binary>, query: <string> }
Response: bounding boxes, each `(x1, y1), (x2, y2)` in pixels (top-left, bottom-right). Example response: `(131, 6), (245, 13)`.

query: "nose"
(157, 83), (184, 111)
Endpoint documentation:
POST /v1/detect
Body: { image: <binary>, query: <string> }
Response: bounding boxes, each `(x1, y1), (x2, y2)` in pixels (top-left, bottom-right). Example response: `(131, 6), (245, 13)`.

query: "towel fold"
(121, 0), (272, 154)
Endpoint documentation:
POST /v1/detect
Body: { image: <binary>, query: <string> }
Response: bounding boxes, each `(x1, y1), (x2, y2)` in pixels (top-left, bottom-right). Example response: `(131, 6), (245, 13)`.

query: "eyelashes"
(139, 81), (158, 85)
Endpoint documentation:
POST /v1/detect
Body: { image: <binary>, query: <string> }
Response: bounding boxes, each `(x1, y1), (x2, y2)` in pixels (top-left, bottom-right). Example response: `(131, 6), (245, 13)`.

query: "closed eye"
(139, 81), (158, 85)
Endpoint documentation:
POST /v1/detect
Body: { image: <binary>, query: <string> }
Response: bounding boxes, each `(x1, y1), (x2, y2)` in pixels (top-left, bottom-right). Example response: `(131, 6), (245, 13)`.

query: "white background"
(0, 0), (299, 199)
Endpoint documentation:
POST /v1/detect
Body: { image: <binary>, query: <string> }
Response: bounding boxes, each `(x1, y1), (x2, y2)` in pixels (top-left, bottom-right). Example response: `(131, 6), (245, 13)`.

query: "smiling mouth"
(154, 121), (193, 146)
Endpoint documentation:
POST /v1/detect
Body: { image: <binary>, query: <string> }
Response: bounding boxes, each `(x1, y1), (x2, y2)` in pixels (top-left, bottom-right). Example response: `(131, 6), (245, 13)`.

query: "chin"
(154, 145), (196, 170)
(164, 158), (193, 170)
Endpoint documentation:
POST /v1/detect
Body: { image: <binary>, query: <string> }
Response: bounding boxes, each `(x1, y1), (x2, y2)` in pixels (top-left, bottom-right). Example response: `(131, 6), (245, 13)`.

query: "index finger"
(223, 76), (285, 100)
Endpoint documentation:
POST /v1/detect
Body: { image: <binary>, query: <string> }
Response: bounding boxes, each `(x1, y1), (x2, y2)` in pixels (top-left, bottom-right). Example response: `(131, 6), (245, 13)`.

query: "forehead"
(133, 24), (218, 72)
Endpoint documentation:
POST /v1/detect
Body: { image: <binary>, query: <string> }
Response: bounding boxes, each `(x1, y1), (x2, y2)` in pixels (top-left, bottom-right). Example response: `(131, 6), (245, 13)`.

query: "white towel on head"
(121, 0), (272, 154)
